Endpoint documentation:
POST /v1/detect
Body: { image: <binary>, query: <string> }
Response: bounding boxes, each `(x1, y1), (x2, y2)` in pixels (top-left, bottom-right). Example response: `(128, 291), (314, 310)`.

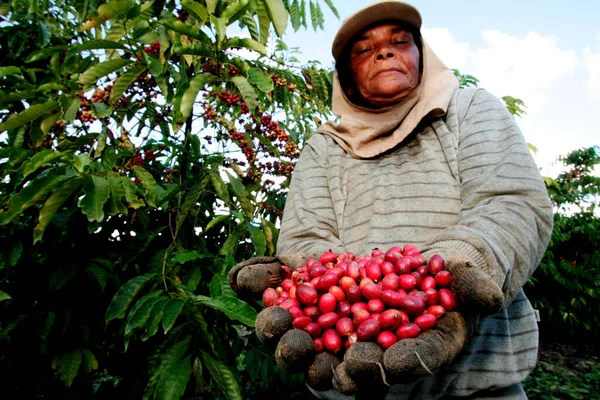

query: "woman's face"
(348, 23), (421, 107)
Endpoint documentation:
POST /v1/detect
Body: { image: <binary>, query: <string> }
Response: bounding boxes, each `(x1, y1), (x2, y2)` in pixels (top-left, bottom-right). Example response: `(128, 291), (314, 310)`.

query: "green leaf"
(105, 274), (155, 323)
(211, 16), (227, 48)
(34, 178), (83, 244)
(131, 165), (158, 207)
(6, 241), (23, 267)
(158, 20), (211, 43)
(194, 295), (257, 326)
(73, 153), (92, 174)
(225, 171), (245, 198)
(309, 0), (317, 30)
(206, 214), (229, 231)
(105, 175), (129, 216)
(224, 37), (267, 55)
(59, 95), (83, 123)
(205, 0), (217, 13)
(55, 350), (82, 387)
(38, 312), (55, 341)
(98, 0), (136, 20)
(230, 75), (258, 112)
(161, 298), (186, 334)
(221, 0), (251, 23)
(86, 265), (110, 293)
(171, 41), (214, 57)
(142, 297), (169, 341)
(40, 112), (61, 135)
(209, 274), (236, 298)
(184, 268), (202, 291)
(78, 175), (111, 223)
(172, 251), (204, 264)
(79, 58), (134, 86)
(121, 176), (145, 209)
(289, 0), (302, 30)
(200, 351), (243, 400)
(264, 0), (288, 37)
(0, 101), (60, 132)
(256, 0), (270, 44)
(0, 291), (11, 302)
(0, 171), (74, 226)
(247, 67), (274, 92)
(110, 64), (148, 105)
(263, 218), (279, 254)
(247, 223), (266, 256)
(155, 355), (192, 400)
(0, 66), (22, 78)
(37, 83), (63, 95)
(125, 293), (166, 336)
(219, 230), (239, 257)
(68, 39), (128, 55)
(181, 0), (208, 21)
(25, 45), (69, 63)
(81, 348), (99, 373)
(22, 150), (66, 179)
(321, 0), (340, 18)
(210, 169), (229, 203)
(241, 13), (260, 41)
(180, 73), (215, 122)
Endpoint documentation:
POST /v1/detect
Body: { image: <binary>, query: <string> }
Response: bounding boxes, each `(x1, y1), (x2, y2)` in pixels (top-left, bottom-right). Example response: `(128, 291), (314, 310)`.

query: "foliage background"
(0, 1), (598, 399)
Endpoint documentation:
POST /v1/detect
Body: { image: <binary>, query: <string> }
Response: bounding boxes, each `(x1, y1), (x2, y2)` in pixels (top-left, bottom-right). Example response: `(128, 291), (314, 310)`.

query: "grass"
(523, 336), (600, 399)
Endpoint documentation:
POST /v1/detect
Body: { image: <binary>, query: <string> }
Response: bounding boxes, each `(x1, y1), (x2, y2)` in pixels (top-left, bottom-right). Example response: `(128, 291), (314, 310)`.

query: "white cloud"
(583, 35), (600, 101)
(471, 31), (579, 118)
(421, 27), (471, 72)
(421, 28), (597, 174)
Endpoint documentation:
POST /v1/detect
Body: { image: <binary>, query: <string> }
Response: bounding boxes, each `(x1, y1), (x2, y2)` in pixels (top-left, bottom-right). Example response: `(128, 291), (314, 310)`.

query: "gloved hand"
(227, 253), (315, 297)
(337, 251), (504, 392)
(244, 252), (339, 392)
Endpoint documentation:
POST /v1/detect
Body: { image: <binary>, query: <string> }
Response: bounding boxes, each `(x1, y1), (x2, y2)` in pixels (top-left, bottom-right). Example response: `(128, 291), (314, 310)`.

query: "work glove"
(237, 253), (340, 392)
(335, 250), (504, 394)
(227, 253), (315, 297)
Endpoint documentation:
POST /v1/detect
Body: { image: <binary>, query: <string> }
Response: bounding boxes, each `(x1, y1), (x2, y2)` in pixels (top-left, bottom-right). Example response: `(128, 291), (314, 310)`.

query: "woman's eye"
(356, 48), (370, 55)
(395, 40), (409, 45)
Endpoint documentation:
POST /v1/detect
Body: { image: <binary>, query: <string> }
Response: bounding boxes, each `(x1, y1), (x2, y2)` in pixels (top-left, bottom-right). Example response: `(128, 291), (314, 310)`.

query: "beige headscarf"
(317, 2), (459, 159)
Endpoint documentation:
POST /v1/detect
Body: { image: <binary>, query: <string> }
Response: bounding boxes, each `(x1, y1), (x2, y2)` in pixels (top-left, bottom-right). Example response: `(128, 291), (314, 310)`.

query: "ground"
(524, 333), (600, 399)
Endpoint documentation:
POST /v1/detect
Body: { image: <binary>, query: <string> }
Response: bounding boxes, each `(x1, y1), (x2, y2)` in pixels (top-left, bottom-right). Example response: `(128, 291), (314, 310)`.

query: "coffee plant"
(526, 146), (600, 339)
(0, 0), (338, 398)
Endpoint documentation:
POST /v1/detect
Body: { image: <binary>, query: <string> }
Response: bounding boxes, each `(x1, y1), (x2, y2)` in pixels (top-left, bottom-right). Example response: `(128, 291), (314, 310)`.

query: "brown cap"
(332, 1), (422, 61)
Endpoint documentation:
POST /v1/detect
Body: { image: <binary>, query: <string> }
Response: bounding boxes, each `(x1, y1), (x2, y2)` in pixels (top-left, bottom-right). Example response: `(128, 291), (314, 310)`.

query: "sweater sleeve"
(277, 135), (346, 256)
(422, 89), (554, 307)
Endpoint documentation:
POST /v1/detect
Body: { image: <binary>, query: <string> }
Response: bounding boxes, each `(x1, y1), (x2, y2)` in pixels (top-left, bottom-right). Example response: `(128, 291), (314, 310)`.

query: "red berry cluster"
(228, 65), (240, 76)
(203, 105), (218, 121)
(201, 59), (221, 75)
(92, 89), (110, 104)
(218, 90), (241, 106)
(177, 9), (189, 21)
(77, 95), (96, 123)
(260, 202), (284, 216)
(144, 42), (160, 55)
(262, 245), (457, 355)
(230, 131), (244, 141)
(50, 119), (66, 135)
(258, 161), (295, 177)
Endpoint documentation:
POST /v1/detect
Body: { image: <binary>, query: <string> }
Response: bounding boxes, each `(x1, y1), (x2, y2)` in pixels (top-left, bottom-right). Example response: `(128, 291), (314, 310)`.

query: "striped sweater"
(277, 87), (554, 398)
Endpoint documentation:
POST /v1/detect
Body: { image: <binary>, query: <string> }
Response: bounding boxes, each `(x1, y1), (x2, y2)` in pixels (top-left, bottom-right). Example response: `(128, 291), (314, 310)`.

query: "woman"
(229, 1), (553, 398)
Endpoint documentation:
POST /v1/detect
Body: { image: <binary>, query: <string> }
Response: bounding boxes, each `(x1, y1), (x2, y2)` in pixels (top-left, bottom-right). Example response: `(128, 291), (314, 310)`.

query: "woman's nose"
(376, 46), (395, 60)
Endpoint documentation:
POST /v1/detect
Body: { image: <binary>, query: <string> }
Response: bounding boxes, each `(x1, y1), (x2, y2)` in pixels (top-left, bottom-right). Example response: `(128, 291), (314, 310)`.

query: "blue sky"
(279, 0), (600, 175)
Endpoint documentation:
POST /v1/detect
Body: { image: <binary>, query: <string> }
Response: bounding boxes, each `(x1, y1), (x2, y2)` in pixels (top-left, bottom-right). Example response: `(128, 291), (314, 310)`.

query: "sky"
(279, 0), (600, 176)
